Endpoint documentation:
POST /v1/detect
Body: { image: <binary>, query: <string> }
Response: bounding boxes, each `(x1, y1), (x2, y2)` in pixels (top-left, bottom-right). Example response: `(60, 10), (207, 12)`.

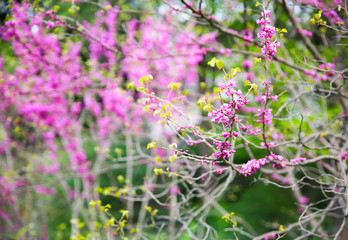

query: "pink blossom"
(299, 196), (309, 204)
(36, 186), (57, 195)
(245, 72), (255, 81)
(243, 59), (253, 69)
(256, 9), (280, 60)
(44, 163), (60, 175)
(170, 186), (181, 195)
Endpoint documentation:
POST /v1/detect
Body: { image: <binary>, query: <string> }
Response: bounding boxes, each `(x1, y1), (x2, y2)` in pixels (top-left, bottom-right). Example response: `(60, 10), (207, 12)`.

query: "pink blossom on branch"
(256, 8), (280, 60)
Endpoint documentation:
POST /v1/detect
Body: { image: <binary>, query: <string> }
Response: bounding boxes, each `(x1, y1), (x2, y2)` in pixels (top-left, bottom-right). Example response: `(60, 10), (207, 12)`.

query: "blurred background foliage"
(0, 0), (346, 239)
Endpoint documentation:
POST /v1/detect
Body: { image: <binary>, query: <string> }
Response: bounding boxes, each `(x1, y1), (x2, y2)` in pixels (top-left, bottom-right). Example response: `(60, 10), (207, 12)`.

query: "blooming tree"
(0, 0), (347, 239)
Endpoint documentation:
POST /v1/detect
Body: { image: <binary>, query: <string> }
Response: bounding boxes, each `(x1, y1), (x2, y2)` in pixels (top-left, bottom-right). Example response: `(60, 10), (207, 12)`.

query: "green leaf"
(68, 8), (75, 15)
(207, 57), (217, 67)
(145, 206), (152, 212)
(169, 154), (176, 162)
(216, 60), (223, 70)
(126, 82), (134, 90)
(152, 209), (158, 216)
(168, 143), (177, 149)
(254, 57), (261, 64)
(117, 175), (124, 183)
(154, 168), (163, 175)
(139, 77), (145, 85)
(213, 87), (221, 94)
(147, 141), (156, 150)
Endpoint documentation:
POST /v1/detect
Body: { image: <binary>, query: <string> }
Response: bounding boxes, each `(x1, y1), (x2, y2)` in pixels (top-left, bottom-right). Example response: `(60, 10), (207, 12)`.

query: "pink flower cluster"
(1, 3), (196, 220)
(209, 103), (239, 125)
(0, 177), (26, 204)
(260, 141), (275, 149)
(1, 3), (93, 178)
(41, 10), (66, 29)
(257, 108), (273, 125)
(255, 80), (278, 126)
(36, 185), (57, 195)
(142, 96), (162, 112)
(296, 29), (313, 37)
(323, 10), (343, 24)
(207, 80), (252, 160)
(299, 196), (309, 204)
(177, 125), (202, 137)
(272, 156), (306, 168)
(295, 0), (344, 23)
(264, 233), (276, 240)
(83, 5), (119, 69)
(212, 140), (236, 159)
(169, 186), (181, 195)
(121, 16), (217, 88)
(238, 153), (284, 175)
(240, 125), (261, 135)
(243, 59), (253, 69)
(186, 139), (202, 146)
(256, 10), (280, 60)
(241, 29), (253, 46)
(209, 81), (249, 126)
(304, 62), (339, 82)
(238, 153), (307, 175)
